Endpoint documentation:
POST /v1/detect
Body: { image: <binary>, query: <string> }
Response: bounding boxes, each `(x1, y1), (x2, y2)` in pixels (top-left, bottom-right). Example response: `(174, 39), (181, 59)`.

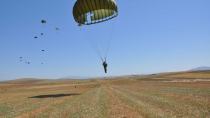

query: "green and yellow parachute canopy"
(73, 0), (118, 26)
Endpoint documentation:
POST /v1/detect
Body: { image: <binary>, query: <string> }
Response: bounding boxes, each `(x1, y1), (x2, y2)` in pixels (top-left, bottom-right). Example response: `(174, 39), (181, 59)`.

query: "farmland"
(0, 71), (210, 118)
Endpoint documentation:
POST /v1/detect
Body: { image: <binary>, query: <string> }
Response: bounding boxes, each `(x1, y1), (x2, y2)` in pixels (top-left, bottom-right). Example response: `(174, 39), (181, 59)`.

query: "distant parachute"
(26, 61), (31, 64)
(30, 19), (61, 66)
(19, 57), (23, 62)
(73, 0), (118, 26)
(41, 20), (47, 24)
(55, 27), (60, 31)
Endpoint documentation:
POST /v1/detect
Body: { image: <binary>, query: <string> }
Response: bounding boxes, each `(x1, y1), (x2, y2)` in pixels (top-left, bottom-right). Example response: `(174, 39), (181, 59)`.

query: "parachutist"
(102, 60), (108, 73)
(34, 36), (38, 39)
(41, 33), (44, 36)
(73, 0), (117, 72)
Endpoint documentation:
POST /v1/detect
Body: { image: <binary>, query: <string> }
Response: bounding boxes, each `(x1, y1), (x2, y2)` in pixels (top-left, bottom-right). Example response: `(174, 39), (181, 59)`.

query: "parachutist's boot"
(104, 68), (107, 73)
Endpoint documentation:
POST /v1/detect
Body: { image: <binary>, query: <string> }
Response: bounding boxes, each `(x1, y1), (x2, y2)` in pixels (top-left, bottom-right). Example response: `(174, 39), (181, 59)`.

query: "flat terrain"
(0, 71), (210, 118)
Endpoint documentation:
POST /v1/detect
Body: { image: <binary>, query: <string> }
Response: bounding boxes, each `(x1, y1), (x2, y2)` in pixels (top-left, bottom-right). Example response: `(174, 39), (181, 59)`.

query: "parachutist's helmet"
(73, 0), (118, 26)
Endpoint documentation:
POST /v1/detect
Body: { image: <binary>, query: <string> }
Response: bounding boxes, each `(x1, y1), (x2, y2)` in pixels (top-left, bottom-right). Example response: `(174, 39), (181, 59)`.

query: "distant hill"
(1, 69), (210, 84)
(0, 78), (48, 84)
(191, 66), (210, 71)
(59, 76), (90, 80)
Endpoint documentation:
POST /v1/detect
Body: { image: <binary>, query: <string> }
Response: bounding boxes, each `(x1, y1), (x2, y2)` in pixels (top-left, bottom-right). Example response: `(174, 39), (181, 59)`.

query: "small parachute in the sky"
(41, 50), (45, 52)
(25, 61), (31, 64)
(41, 33), (44, 36)
(55, 27), (60, 31)
(34, 36), (38, 39)
(19, 57), (23, 62)
(73, 0), (118, 26)
(41, 20), (47, 24)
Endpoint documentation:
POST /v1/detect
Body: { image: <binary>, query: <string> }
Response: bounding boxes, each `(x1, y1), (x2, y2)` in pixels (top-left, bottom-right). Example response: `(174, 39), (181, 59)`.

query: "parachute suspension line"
(84, 26), (103, 61)
(73, 0), (118, 62)
(84, 20), (117, 62)
(104, 1), (118, 61)
(78, 25), (103, 61)
(104, 20), (116, 60)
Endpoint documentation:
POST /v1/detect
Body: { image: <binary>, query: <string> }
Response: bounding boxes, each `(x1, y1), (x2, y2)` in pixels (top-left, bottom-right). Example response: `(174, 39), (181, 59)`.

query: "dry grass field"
(0, 71), (210, 118)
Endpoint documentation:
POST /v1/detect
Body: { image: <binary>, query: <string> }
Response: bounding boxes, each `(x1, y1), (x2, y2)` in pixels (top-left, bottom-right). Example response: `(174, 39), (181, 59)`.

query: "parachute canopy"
(41, 20), (47, 24)
(73, 0), (118, 25)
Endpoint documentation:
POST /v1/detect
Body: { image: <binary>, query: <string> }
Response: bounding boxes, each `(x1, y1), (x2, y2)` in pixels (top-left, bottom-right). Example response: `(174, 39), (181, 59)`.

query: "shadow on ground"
(29, 93), (80, 98)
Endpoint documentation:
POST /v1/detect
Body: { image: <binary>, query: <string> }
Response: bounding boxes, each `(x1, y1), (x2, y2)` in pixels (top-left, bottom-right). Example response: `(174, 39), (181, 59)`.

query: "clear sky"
(0, 0), (210, 80)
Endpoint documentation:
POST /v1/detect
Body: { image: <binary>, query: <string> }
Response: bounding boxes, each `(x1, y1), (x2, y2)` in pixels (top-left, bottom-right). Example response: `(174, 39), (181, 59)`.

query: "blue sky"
(0, 0), (210, 80)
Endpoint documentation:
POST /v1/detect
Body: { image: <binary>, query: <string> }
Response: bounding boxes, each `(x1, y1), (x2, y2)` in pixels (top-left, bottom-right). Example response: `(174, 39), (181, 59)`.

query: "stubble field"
(0, 71), (210, 118)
